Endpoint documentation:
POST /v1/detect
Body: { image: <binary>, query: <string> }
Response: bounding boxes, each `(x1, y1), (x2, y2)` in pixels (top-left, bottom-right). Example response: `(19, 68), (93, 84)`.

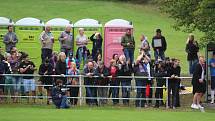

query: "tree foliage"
(160, 0), (215, 47)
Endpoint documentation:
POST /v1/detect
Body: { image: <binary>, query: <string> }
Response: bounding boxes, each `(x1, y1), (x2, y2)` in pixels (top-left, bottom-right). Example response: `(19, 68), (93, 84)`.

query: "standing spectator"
(59, 25), (73, 56)
(67, 62), (80, 106)
(38, 58), (54, 104)
(109, 59), (119, 105)
(3, 25), (18, 53)
(76, 28), (88, 66)
(83, 61), (98, 106)
(96, 61), (109, 106)
(40, 25), (54, 62)
(121, 28), (135, 64)
(151, 29), (167, 61)
(19, 53), (36, 103)
(167, 59), (181, 109)
(55, 52), (67, 84)
(185, 34), (199, 75)
(0, 46), (5, 61)
(154, 61), (167, 108)
(209, 52), (215, 104)
(134, 52), (150, 108)
(140, 34), (150, 57)
(90, 32), (103, 61)
(0, 57), (5, 103)
(191, 56), (206, 109)
(51, 79), (70, 109)
(118, 55), (132, 105)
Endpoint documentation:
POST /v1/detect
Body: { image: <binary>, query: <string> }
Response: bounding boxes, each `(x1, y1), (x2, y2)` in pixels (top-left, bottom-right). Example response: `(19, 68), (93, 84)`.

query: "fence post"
(165, 77), (169, 109)
(79, 75), (82, 106)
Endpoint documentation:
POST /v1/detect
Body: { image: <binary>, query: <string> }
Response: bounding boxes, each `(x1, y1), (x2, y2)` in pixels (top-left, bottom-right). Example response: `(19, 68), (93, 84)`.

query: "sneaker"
(197, 104), (204, 109)
(210, 100), (214, 104)
(191, 104), (199, 109)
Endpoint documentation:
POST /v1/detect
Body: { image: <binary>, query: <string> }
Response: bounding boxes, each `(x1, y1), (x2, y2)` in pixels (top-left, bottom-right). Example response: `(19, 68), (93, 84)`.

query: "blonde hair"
(58, 52), (66, 61)
(186, 33), (195, 44)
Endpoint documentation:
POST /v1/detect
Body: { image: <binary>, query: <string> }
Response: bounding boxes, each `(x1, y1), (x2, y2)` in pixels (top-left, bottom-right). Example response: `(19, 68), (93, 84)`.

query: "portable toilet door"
(104, 19), (133, 67)
(45, 18), (73, 52)
(0, 17), (14, 50)
(73, 18), (102, 58)
(15, 17), (44, 66)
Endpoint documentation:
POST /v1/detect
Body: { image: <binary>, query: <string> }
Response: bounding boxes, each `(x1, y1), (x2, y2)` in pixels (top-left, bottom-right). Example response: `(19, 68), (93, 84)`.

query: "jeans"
(135, 79), (147, 107)
(121, 80), (131, 105)
(60, 95), (70, 109)
(98, 86), (108, 105)
(188, 59), (198, 75)
(154, 50), (165, 61)
(111, 80), (120, 104)
(85, 86), (97, 105)
(211, 76), (215, 90)
(123, 48), (134, 64)
(41, 48), (52, 62)
(77, 47), (87, 65)
(168, 81), (180, 107)
(61, 48), (72, 57)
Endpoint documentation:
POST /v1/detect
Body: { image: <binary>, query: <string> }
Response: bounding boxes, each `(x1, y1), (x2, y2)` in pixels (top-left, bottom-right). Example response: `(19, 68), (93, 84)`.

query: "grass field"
(0, 0), (204, 74)
(0, 104), (214, 121)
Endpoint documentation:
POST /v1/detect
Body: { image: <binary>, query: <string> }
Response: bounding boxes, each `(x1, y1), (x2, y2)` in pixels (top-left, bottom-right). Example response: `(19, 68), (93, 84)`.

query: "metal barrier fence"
(0, 74), (193, 108)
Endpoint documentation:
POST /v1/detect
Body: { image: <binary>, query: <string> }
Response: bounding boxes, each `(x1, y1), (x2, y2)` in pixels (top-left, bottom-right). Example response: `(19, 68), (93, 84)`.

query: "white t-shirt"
(76, 34), (88, 47)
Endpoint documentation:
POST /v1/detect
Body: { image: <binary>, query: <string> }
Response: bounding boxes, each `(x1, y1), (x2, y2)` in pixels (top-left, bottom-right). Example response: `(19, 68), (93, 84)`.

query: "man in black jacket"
(151, 29), (167, 61)
(90, 32), (103, 61)
(191, 56), (206, 109)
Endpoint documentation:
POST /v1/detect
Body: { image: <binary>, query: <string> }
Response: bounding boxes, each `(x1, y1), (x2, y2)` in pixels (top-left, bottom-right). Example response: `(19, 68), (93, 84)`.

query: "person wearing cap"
(18, 53), (36, 103)
(76, 28), (88, 66)
(3, 25), (18, 53)
(38, 57), (54, 104)
(40, 25), (54, 62)
(58, 25), (73, 56)
(209, 52), (215, 104)
(151, 29), (167, 61)
(185, 34), (199, 75)
(90, 32), (103, 61)
(121, 28), (135, 64)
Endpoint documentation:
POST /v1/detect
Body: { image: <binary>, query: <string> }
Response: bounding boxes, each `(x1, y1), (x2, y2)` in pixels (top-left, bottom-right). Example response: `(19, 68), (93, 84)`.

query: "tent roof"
(45, 18), (72, 27)
(15, 17), (44, 26)
(0, 17), (14, 25)
(104, 19), (133, 28)
(74, 18), (102, 28)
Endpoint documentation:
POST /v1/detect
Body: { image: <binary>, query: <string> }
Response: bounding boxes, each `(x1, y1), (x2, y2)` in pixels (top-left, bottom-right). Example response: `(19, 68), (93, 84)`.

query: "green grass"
(0, 0), (203, 74)
(0, 104), (214, 121)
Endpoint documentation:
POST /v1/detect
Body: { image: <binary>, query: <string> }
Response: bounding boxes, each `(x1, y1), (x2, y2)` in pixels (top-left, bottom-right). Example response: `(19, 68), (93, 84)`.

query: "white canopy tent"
(0, 17), (14, 25)
(15, 17), (44, 26)
(74, 18), (102, 28)
(45, 18), (72, 27)
(104, 19), (133, 28)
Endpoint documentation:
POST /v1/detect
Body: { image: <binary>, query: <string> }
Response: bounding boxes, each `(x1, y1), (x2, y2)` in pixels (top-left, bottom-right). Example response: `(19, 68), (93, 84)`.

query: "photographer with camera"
(134, 51), (150, 108)
(51, 79), (70, 109)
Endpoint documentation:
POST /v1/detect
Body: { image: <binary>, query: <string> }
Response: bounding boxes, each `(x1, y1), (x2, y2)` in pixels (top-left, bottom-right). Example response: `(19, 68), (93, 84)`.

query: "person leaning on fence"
(109, 59), (120, 105)
(55, 52), (67, 84)
(67, 62), (80, 106)
(133, 51), (150, 108)
(209, 52), (215, 104)
(151, 29), (167, 61)
(121, 28), (135, 64)
(38, 58), (54, 104)
(3, 25), (18, 53)
(191, 56), (206, 109)
(18, 53), (36, 103)
(118, 55), (133, 106)
(185, 34), (199, 75)
(51, 79), (70, 109)
(40, 25), (54, 63)
(167, 59), (181, 109)
(96, 61), (109, 106)
(83, 61), (98, 106)
(0, 56), (6, 103)
(75, 28), (88, 66)
(90, 32), (103, 61)
(58, 25), (73, 56)
(154, 60), (167, 108)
